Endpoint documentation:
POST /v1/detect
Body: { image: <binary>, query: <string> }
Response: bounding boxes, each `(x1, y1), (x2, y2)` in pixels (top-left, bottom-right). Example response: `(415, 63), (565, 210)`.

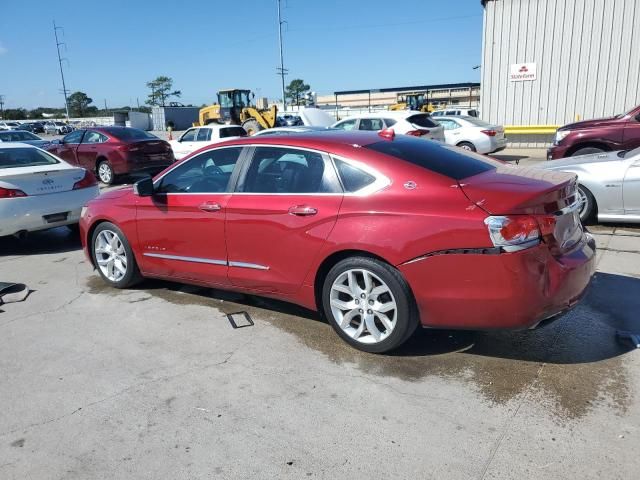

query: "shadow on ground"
(0, 227), (81, 256)
(86, 271), (639, 419)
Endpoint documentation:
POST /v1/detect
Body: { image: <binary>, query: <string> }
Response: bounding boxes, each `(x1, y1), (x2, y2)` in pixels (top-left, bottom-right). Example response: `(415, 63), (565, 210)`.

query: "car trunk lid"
(0, 164), (86, 195)
(126, 139), (173, 162)
(459, 165), (583, 254)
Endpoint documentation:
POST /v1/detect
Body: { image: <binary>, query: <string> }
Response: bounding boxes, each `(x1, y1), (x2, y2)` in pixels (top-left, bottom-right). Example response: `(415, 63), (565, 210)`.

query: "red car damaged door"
(52, 129), (85, 165)
(225, 146), (343, 294)
(135, 147), (245, 285)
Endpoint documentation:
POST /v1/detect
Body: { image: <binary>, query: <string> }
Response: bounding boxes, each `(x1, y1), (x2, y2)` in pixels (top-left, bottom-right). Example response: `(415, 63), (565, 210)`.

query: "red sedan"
(80, 130), (596, 353)
(46, 127), (174, 185)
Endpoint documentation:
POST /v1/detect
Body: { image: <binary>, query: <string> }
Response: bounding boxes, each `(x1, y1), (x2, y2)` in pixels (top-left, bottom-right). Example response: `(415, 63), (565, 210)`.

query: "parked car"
(547, 104), (640, 159)
(431, 108), (479, 118)
(332, 111), (445, 142)
(253, 126), (332, 136)
(0, 121), (21, 131)
(0, 130), (51, 148)
(44, 121), (73, 135)
(15, 123), (37, 133)
(0, 143), (99, 237)
(434, 116), (507, 153)
(168, 125), (247, 160)
(30, 122), (45, 134)
(80, 130), (595, 353)
(540, 146), (640, 224)
(46, 127), (175, 185)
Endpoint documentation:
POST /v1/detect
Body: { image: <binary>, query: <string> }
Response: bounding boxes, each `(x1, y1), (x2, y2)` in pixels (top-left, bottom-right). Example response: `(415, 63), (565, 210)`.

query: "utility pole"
(0, 95), (5, 119)
(53, 21), (70, 120)
(276, 0), (288, 112)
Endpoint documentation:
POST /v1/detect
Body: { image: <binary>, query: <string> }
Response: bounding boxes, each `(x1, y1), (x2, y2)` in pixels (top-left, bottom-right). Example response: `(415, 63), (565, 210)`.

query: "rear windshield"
(103, 128), (157, 141)
(0, 131), (39, 141)
(0, 147), (60, 169)
(364, 136), (497, 180)
(220, 126), (248, 138)
(406, 114), (438, 128)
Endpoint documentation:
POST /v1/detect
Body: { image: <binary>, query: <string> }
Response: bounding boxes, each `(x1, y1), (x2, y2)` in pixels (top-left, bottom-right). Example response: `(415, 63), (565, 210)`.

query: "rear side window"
(196, 128), (211, 141)
(358, 118), (384, 131)
(334, 159), (376, 192)
(468, 110), (479, 117)
(220, 127), (247, 138)
(364, 136), (497, 180)
(406, 114), (438, 128)
(0, 147), (60, 169)
(383, 118), (397, 127)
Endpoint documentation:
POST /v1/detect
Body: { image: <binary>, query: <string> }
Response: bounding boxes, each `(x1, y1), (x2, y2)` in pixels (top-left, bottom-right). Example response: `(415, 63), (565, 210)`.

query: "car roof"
(0, 142), (38, 149)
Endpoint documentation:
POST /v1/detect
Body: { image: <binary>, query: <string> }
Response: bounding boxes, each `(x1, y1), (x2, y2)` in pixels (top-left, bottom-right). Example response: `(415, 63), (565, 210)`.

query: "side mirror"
(133, 177), (154, 197)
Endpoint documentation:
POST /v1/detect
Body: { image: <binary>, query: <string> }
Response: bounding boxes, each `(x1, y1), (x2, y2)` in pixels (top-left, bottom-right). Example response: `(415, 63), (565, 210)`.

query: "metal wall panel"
(481, 0), (640, 128)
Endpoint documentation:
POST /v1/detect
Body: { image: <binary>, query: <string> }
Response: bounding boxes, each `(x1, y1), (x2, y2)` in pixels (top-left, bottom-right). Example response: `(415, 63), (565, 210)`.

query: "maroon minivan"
(47, 127), (174, 185)
(548, 105), (640, 159)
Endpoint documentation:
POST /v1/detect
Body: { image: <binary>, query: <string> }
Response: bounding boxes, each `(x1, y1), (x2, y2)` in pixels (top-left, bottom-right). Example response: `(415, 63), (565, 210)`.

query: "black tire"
(91, 222), (143, 289)
(242, 118), (263, 136)
(457, 141), (476, 152)
(97, 160), (115, 185)
(322, 256), (419, 354)
(572, 147), (605, 157)
(578, 184), (596, 224)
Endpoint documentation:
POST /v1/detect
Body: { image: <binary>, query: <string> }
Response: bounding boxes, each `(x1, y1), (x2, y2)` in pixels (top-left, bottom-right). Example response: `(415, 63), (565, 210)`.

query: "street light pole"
(276, 0), (287, 112)
(53, 21), (70, 120)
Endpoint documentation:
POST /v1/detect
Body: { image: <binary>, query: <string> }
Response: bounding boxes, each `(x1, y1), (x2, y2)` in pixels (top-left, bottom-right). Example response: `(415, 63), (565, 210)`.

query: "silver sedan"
(541, 147), (640, 224)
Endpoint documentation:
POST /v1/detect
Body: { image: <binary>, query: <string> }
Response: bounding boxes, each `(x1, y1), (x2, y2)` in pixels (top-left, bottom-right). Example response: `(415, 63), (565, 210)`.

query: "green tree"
(146, 76), (181, 107)
(285, 79), (311, 106)
(67, 91), (93, 117)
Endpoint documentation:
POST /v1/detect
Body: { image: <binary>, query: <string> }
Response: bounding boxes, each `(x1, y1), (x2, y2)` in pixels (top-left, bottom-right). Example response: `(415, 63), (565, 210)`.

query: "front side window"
(156, 147), (243, 193)
(63, 130), (85, 144)
(358, 118), (384, 131)
(180, 129), (197, 142)
(196, 128), (211, 141)
(240, 147), (338, 194)
(333, 119), (357, 131)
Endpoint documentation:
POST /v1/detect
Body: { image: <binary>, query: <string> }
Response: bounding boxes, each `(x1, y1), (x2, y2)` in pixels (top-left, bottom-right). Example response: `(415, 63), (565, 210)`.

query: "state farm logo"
(510, 62), (537, 82)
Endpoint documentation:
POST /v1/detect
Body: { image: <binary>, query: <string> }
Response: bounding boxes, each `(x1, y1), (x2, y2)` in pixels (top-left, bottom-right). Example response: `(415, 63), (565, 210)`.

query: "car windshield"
(365, 135), (498, 180)
(0, 147), (60, 169)
(103, 128), (156, 141)
(615, 106), (639, 119)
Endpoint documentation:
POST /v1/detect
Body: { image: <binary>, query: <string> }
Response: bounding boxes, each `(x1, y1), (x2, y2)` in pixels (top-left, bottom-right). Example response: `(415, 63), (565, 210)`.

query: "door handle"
(288, 205), (317, 216)
(198, 202), (222, 212)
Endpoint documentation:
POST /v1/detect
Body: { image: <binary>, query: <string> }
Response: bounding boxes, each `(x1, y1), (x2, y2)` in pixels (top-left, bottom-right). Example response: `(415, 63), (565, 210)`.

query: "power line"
(53, 20), (70, 120)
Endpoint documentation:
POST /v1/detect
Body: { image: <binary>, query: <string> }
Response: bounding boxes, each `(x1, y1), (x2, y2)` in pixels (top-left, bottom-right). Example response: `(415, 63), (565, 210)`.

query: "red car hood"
(560, 116), (620, 130)
(459, 165), (577, 215)
(96, 186), (133, 201)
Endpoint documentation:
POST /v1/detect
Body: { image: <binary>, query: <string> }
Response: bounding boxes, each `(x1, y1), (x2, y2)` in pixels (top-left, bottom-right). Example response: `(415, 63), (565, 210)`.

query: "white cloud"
(0, 42), (7, 55)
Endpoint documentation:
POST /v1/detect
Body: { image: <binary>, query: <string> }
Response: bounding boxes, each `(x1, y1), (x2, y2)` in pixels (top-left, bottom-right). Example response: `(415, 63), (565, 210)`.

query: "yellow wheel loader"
(195, 89), (278, 135)
(388, 92), (436, 113)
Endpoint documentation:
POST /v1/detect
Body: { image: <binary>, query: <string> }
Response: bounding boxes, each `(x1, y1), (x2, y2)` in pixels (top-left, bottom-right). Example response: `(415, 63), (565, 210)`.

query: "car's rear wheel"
(322, 257), (418, 353)
(577, 184), (596, 224)
(97, 160), (114, 185)
(457, 141), (476, 152)
(572, 146), (605, 156)
(91, 222), (142, 288)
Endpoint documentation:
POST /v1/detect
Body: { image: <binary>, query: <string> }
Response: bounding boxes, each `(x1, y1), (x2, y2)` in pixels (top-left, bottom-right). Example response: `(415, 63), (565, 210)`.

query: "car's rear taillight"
(0, 187), (27, 198)
(481, 129), (497, 137)
(406, 129), (429, 137)
(73, 170), (98, 190)
(484, 215), (540, 251)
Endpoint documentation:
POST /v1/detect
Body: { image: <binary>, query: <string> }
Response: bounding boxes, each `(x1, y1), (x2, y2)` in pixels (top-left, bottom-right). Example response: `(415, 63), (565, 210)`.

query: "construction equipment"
(389, 92), (436, 113)
(195, 89), (278, 135)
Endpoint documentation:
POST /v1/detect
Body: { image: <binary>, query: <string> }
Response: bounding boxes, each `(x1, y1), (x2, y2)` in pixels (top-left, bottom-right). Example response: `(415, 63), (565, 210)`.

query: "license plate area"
(43, 212), (69, 223)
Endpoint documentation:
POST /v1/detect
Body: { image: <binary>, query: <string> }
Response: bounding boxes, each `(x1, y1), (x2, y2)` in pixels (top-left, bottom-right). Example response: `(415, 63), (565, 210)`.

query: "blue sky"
(0, 0), (484, 109)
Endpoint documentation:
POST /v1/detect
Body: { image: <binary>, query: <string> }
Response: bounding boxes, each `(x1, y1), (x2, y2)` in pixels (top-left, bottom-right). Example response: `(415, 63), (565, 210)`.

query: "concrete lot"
(1, 215), (639, 479)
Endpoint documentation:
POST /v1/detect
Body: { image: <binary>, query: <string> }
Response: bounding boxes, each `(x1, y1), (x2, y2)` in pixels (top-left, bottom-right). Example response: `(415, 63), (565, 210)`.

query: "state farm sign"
(510, 63), (537, 82)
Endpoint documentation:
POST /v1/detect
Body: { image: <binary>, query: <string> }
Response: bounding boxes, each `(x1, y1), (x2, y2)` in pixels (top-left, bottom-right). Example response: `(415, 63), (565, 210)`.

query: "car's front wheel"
(91, 222), (142, 288)
(322, 256), (418, 353)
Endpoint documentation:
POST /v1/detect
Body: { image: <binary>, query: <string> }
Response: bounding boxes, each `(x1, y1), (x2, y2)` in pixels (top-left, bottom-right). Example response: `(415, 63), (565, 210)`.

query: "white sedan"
(169, 125), (247, 159)
(433, 116), (507, 154)
(0, 143), (100, 237)
(331, 111), (445, 142)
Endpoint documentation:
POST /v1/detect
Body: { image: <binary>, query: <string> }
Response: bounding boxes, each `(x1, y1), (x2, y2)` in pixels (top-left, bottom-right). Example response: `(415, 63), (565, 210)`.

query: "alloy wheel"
(329, 269), (397, 344)
(94, 230), (128, 282)
(98, 163), (113, 184)
(577, 187), (589, 219)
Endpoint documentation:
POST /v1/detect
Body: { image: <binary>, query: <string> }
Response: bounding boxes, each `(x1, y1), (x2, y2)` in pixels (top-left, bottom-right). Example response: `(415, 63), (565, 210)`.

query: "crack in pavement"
(0, 291), (85, 328)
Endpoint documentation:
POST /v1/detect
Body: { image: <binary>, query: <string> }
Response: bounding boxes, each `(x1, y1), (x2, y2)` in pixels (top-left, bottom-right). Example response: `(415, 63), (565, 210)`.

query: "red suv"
(47, 127), (174, 185)
(548, 105), (640, 159)
(81, 131), (596, 353)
